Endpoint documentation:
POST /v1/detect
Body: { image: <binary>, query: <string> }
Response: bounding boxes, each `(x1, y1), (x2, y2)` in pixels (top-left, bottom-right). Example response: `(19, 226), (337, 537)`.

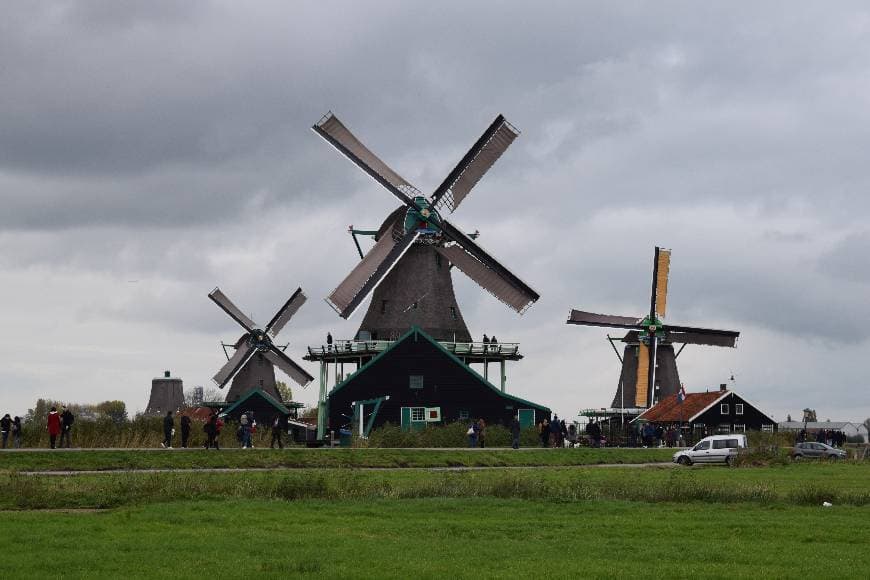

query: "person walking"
(47, 407), (61, 449)
(0, 414), (11, 449)
(549, 415), (561, 448)
(204, 413), (216, 449)
(180, 414), (191, 448)
(11, 417), (22, 449)
(60, 406), (74, 448)
(467, 421), (478, 448)
(239, 414), (251, 449)
(162, 411), (174, 449)
(270, 414), (284, 449)
(510, 416), (521, 450)
(477, 418), (487, 448)
(540, 419), (549, 447)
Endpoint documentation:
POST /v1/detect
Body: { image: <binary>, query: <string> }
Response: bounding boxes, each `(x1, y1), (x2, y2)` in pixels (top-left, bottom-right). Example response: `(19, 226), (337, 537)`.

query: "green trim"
(218, 388), (291, 418)
(329, 326), (550, 413)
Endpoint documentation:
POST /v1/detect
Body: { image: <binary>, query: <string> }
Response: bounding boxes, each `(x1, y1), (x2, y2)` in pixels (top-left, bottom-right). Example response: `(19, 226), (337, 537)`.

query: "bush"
(366, 421), (542, 448)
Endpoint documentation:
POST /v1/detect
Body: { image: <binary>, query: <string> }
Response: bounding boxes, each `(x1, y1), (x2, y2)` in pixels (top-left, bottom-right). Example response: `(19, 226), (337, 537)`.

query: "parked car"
(673, 434), (747, 466)
(791, 442), (847, 460)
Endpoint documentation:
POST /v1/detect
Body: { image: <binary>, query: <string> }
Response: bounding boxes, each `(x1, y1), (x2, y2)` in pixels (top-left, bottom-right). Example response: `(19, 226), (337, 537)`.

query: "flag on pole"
(677, 383), (687, 403)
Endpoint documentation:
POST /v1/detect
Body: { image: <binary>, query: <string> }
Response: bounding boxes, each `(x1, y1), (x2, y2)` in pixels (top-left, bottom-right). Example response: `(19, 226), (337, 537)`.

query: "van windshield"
(694, 441), (710, 451)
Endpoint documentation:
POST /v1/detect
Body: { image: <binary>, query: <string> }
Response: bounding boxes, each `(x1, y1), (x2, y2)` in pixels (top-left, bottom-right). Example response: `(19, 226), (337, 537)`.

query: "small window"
(258, 379), (264, 386)
(409, 375), (424, 389)
(459, 410), (469, 420)
(733, 424), (745, 432)
(716, 424), (731, 434)
(721, 404), (729, 415)
(761, 424), (774, 432)
(411, 407), (425, 422)
(435, 253), (442, 269)
(381, 300), (388, 314)
(735, 404), (744, 415)
(412, 301), (418, 310)
(449, 306), (457, 320)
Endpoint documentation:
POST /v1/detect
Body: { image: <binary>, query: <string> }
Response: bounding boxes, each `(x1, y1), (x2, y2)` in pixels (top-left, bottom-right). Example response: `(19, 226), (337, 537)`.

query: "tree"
(95, 400), (128, 424)
(275, 381), (293, 403)
(300, 405), (318, 419)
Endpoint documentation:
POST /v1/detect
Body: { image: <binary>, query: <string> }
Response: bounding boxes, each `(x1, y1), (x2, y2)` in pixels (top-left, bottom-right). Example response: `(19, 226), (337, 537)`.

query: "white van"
(673, 434), (747, 466)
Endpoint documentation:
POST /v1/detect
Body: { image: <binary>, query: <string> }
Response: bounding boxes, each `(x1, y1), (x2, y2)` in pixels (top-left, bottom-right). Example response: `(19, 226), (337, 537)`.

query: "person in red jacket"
(47, 407), (61, 449)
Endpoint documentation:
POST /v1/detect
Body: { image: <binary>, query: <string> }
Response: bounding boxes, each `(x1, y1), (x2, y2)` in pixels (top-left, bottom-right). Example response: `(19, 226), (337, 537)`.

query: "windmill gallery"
(144, 112), (769, 445)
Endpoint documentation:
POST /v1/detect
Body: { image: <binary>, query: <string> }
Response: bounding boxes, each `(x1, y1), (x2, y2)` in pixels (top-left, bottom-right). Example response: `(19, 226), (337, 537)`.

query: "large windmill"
(209, 287), (314, 402)
(567, 247), (740, 409)
(312, 112), (539, 342)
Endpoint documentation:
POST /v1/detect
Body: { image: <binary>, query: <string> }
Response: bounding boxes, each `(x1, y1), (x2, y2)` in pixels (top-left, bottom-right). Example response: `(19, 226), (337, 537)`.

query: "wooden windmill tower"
(567, 247), (740, 409)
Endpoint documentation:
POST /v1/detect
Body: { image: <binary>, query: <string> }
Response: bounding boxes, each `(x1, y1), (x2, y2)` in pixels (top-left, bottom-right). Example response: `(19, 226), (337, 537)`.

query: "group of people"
(0, 414), (22, 449)
(480, 334), (499, 352)
(467, 416), (524, 449)
(796, 428), (848, 447)
(160, 410), (289, 450)
(537, 416), (571, 448)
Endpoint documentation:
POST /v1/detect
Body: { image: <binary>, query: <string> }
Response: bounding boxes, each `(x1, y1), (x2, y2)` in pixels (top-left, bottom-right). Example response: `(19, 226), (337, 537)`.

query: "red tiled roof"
(176, 407), (214, 422)
(637, 391), (726, 423)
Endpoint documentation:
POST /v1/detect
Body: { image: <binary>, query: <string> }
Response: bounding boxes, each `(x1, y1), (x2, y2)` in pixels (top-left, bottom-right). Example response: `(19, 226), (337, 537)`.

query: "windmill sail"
(313, 113), (420, 198)
(431, 115), (519, 214)
(567, 310), (642, 329)
(435, 244), (536, 313)
(654, 248), (671, 318)
(327, 224), (421, 319)
(264, 348), (314, 387)
(212, 341), (255, 388)
(635, 342), (650, 408)
(266, 288), (306, 337)
(208, 288), (257, 332)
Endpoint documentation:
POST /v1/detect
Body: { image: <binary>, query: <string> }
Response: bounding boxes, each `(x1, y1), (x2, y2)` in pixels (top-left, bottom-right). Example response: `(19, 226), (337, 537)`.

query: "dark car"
(791, 442), (847, 460)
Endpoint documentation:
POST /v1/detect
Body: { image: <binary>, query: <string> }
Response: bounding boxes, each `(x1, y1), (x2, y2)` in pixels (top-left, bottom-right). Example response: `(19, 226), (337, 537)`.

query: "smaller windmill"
(567, 247), (739, 408)
(209, 287), (314, 401)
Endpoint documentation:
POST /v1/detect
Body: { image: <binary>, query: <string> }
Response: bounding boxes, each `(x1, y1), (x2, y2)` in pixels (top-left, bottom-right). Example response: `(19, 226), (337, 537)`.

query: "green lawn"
(3, 498), (868, 579)
(0, 447), (675, 472)
(4, 462), (869, 510)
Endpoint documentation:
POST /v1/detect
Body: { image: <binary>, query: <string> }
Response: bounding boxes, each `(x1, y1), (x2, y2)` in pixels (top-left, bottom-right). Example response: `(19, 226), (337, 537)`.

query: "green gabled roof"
(329, 326), (550, 412)
(218, 388), (290, 417)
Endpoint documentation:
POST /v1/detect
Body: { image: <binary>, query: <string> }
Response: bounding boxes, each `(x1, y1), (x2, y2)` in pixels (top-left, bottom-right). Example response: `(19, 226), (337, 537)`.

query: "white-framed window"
(693, 423), (705, 432)
(721, 403), (730, 415)
(716, 424), (731, 434)
(733, 424), (746, 432)
(459, 410), (469, 420)
(411, 407), (425, 422)
(735, 404), (744, 415)
(409, 375), (424, 390)
(761, 424), (774, 432)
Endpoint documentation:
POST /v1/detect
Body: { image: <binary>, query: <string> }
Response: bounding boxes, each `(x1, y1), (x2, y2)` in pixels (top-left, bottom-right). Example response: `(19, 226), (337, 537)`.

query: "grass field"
(3, 498), (868, 578)
(0, 447), (675, 472)
(4, 450), (868, 578)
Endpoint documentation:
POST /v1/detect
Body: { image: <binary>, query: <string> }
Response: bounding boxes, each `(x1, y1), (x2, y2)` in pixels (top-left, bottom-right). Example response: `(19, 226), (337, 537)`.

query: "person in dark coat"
(539, 419), (549, 447)
(477, 418), (487, 448)
(11, 417), (22, 449)
(510, 416), (521, 450)
(0, 414), (10, 449)
(270, 414), (284, 449)
(204, 413), (216, 449)
(180, 415), (191, 448)
(549, 415), (561, 448)
(327, 332), (333, 352)
(162, 411), (174, 449)
(60, 406), (74, 448)
(47, 407), (61, 449)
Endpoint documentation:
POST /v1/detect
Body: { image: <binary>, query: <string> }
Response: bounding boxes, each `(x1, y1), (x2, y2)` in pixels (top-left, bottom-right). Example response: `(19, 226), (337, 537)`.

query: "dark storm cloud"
(2, 2), (870, 418)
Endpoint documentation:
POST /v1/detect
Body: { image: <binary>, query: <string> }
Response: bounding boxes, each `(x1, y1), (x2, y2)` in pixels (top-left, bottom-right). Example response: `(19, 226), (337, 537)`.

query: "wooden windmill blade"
(654, 248), (671, 318)
(312, 112), (421, 200)
(635, 341), (651, 408)
(326, 220), (421, 319)
(212, 341), (256, 388)
(567, 310), (643, 329)
(266, 287), (306, 337)
(430, 114), (519, 215)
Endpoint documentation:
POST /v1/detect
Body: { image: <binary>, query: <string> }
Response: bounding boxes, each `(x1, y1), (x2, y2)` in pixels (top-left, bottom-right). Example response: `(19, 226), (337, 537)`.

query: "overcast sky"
(1, 1), (868, 423)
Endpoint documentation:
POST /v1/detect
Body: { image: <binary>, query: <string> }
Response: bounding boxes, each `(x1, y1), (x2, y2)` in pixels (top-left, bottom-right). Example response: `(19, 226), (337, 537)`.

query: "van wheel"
(793, 454), (802, 461)
(677, 456), (691, 466)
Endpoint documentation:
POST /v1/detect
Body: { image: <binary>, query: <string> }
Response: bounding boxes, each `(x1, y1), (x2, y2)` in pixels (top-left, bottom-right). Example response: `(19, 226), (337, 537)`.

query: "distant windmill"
(312, 112), (538, 341)
(567, 247), (740, 408)
(209, 287), (314, 401)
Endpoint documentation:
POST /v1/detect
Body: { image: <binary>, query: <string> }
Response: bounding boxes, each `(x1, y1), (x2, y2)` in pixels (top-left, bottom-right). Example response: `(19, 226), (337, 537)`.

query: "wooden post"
(500, 359), (506, 392)
(317, 360), (328, 440)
